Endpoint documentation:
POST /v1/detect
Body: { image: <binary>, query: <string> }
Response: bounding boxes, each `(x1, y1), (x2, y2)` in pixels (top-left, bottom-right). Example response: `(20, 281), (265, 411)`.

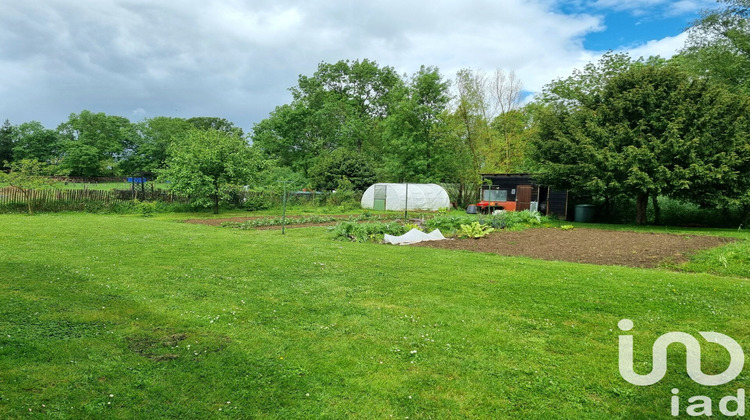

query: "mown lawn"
(1, 213), (749, 419)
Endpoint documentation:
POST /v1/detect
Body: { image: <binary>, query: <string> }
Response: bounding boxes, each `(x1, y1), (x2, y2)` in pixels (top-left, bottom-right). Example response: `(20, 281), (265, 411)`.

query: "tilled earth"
(184, 215), (353, 227)
(412, 228), (733, 268)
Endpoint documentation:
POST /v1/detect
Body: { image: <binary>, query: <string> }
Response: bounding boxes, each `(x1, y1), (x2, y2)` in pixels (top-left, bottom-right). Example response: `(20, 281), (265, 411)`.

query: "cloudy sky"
(0, 0), (716, 132)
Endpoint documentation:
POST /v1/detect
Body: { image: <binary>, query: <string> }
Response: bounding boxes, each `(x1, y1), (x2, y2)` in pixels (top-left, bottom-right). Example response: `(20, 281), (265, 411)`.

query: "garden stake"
(279, 180), (293, 234)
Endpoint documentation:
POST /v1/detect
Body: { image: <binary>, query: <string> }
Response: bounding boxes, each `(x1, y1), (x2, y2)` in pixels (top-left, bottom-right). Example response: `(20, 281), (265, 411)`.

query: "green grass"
(671, 240), (750, 278)
(1, 214), (749, 418)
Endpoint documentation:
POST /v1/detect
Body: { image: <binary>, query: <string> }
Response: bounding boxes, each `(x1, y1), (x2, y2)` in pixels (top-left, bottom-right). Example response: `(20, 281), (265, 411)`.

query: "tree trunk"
(635, 193), (648, 225)
(603, 195), (611, 222)
(212, 180), (220, 214)
(652, 195), (661, 225)
(21, 188), (33, 215)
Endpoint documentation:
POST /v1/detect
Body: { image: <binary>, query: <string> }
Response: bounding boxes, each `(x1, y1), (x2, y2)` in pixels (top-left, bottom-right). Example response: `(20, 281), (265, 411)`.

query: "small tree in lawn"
(0, 159), (56, 215)
(159, 129), (263, 214)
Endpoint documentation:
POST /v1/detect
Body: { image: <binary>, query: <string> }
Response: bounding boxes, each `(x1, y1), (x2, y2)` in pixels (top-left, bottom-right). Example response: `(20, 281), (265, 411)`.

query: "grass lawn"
(1, 213), (749, 418)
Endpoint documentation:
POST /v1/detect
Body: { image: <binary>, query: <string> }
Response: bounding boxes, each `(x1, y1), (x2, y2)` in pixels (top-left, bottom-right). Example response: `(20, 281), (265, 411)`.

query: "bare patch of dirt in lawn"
(412, 228), (733, 268)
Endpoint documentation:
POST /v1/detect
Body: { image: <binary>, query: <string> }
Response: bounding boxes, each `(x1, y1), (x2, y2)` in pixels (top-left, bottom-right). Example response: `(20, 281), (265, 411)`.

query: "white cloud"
(624, 31), (690, 59)
(0, 0), (694, 130)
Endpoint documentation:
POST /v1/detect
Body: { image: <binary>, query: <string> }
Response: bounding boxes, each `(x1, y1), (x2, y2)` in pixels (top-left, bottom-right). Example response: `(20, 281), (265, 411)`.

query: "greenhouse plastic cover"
(384, 228), (446, 245)
(361, 183), (451, 211)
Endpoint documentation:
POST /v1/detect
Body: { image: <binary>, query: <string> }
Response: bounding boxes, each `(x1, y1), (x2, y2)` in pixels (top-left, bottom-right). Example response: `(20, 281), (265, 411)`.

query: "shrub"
(137, 201), (156, 217)
(329, 221), (407, 243)
(243, 193), (273, 211)
(484, 210), (548, 231)
(423, 215), (477, 234)
(423, 210), (550, 235)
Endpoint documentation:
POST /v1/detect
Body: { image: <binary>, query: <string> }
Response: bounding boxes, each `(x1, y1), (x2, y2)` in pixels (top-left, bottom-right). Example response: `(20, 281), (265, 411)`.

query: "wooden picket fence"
(0, 187), (187, 207)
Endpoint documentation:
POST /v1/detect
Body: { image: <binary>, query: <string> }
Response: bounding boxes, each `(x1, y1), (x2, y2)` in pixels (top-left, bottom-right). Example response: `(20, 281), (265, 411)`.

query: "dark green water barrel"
(574, 204), (596, 223)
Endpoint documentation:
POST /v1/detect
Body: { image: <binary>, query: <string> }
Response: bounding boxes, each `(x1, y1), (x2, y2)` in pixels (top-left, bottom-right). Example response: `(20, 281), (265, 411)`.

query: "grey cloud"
(0, 0), (685, 132)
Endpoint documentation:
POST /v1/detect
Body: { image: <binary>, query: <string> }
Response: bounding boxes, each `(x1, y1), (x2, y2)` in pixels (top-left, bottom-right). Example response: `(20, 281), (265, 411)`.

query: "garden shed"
(361, 183), (450, 211)
(478, 173), (569, 218)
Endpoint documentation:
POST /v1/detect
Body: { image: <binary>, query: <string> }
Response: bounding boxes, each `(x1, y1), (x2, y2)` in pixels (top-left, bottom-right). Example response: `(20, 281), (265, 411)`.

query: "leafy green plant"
(222, 213), (396, 230)
(424, 210), (550, 235)
(403, 223), (421, 231)
(459, 222), (495, 239)
(329, 221), (408, 242)
(423, 215), (477, 234)
(560, 224), (575, 230)
(138, 200), (156, 217)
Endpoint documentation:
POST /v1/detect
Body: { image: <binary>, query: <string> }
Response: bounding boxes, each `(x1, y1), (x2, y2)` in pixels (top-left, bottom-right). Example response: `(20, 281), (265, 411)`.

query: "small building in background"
(476, 174), (568, 218)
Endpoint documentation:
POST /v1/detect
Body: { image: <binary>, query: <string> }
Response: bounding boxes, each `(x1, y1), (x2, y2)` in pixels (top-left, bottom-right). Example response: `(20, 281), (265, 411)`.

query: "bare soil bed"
(412, 228), (733, 268)
(184, 215), (353, 227)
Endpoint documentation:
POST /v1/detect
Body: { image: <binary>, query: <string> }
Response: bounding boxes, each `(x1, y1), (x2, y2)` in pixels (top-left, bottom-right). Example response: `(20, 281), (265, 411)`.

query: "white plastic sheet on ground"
(384, 228), (446, 245)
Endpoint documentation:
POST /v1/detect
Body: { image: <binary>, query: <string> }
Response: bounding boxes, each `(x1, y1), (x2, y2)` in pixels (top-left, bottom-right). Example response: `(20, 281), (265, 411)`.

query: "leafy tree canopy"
(159, 129), (264, 214)
(57, 110), (136, 176)
(307, 148), (376, 191)
(0, 120), (14, 169)
(120, 117), (194, 176)
(11, 121), (63, 164)
(678, 0), (750, 93)
(252, 59), (405, 175)
(532, 59), (750, 224)
(382, 66), (453, 182)
(187, 117), (243, 137)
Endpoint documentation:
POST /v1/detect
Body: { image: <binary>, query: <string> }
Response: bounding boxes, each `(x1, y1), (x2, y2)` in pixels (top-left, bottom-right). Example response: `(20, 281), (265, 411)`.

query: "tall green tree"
(0, 119), (14, 169)
(252, 59), (405, 176)
(532, 60), (750, 224)
(382, 66), (452, 182)
(187, 117), (243, 137)
(489, 70), (524, 172)
(678, 0), (750, 93)
(488, 105), (537, 174)
(120, 117), (194, 177)
(60, 143), (101, 177)
(450, 68), (529, 177)
(251, 103), (318, 174)
(541, 52), (634, 107)
(57, 111), (135, 176)
(11, 121), (62, 164)
(307, 148), (376, 191)
(452, 68), (493, 178)
(159, 129), (264, 214)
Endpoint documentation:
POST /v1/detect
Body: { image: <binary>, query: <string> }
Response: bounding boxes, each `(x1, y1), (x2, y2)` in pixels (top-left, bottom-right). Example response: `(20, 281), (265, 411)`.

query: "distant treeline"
(1, 1), (749, 223)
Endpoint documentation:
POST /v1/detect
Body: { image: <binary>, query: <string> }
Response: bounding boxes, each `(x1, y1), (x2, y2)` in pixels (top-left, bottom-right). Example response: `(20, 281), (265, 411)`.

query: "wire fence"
(0, 187), (355, 212)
